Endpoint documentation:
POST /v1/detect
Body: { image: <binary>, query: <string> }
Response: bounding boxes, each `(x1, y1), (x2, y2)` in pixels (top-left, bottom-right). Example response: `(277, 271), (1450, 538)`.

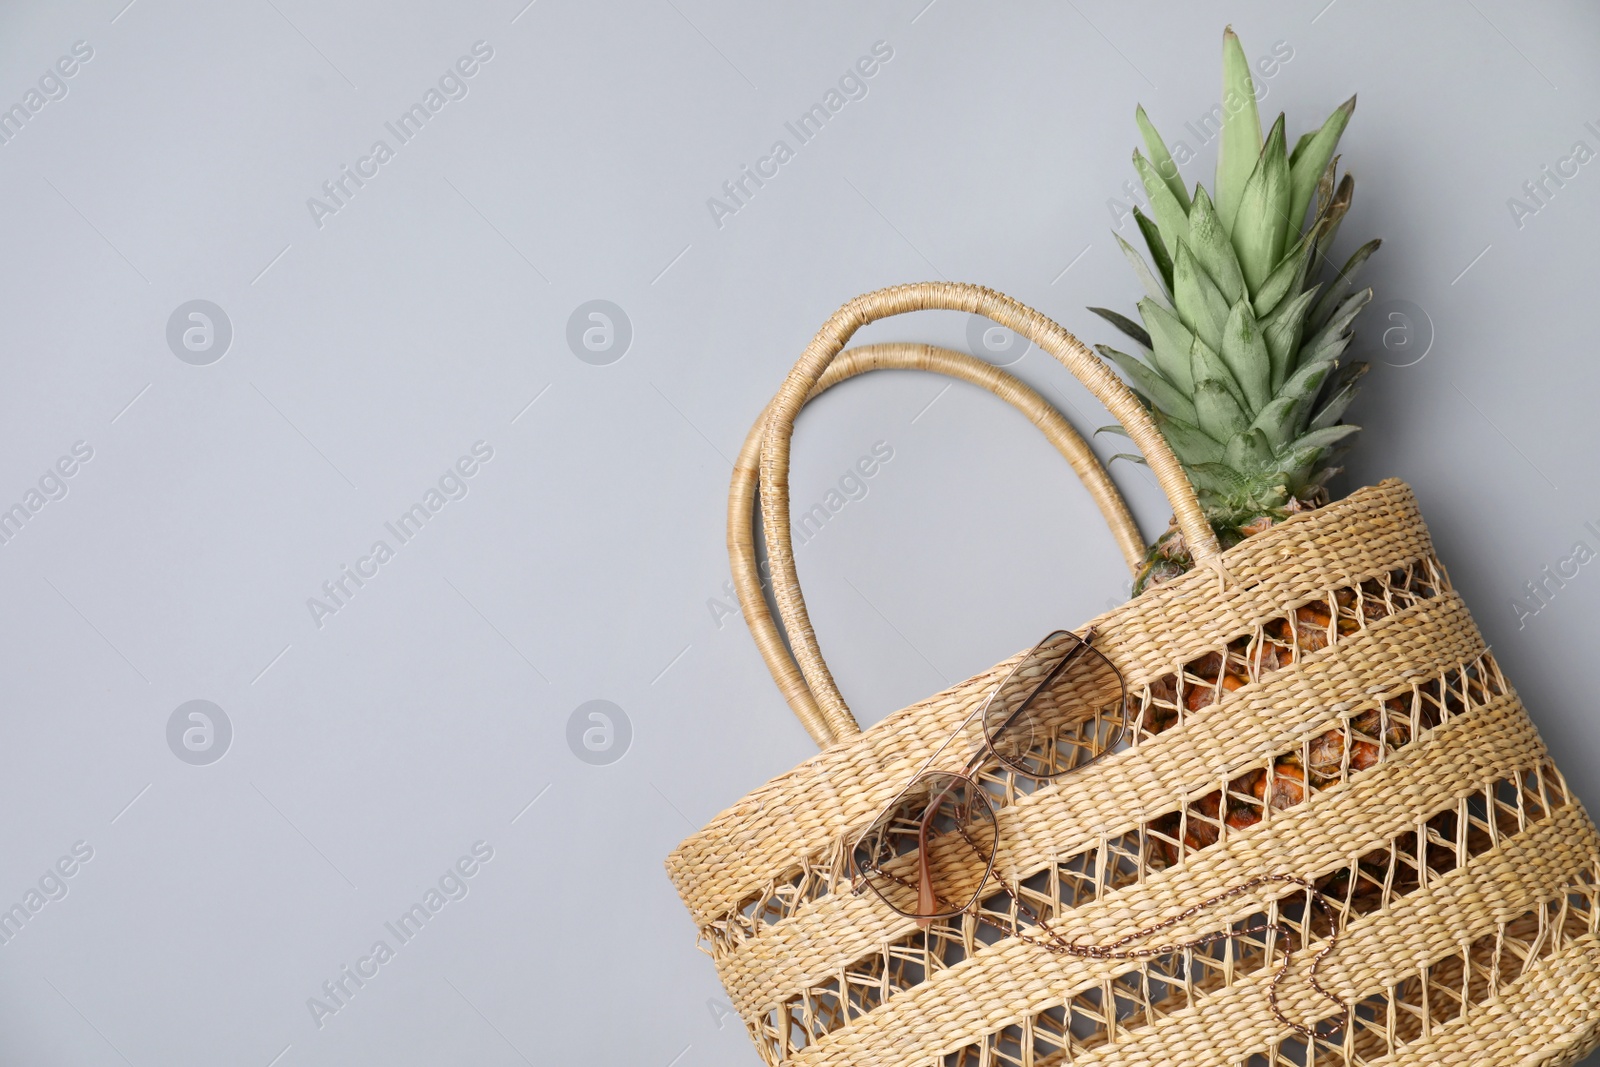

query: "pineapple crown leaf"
(1248, 395), (1301, 451)
(1262, 287), (1319, 390)
(1220, 300), (1273, 410)
(1138, 299), (1197, 391)
(1135, 104), (1190, 210)
(1152, 410), (1225, 465)
(1185, 187), (1247, 304)
(1192, 379), (1248, 441)
(1113, 231), (1170, 304)
(1231, 114), (1293, 290)
(1172, 240), (1229, 351)
(1309, 363), (1369, 430)
(1190, 334), (1245, 411)
(1253, 230), (1317, 316)
(1287, 424), (1360, 453)
(1133, 150), (1191, 258)
(1087, 306), (1152, 349)
(1309, 238), (1382, 329)
(1096, 344), (1197, 424)
(1287, 95), (1357, 236)
(1289, 130), (1318, 169)
(1223, 429), (1275, 471)
(1094, 27), (1377, 530)
(1131, 207), (1175, 292)
(1215, 26), (1264, 234)
(1302, 287), (1373, 358)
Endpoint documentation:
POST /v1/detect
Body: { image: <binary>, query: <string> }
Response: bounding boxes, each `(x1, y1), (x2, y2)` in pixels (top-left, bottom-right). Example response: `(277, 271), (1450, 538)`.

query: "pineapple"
(1092, 27), (1379, 592)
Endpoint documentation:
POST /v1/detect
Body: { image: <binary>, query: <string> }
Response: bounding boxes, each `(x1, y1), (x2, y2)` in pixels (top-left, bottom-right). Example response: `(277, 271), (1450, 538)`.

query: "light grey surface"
(1, 1), (1596, 1063)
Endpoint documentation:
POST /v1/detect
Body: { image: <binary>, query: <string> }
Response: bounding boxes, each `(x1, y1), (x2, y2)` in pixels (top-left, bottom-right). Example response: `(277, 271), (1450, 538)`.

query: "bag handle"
(757, 283), (1222, 746)
(730, 341), (1147, 747)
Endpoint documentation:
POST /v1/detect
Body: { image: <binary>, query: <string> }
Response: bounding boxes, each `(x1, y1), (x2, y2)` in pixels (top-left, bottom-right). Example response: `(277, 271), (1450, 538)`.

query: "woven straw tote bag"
(666, 282), (1600, 1067)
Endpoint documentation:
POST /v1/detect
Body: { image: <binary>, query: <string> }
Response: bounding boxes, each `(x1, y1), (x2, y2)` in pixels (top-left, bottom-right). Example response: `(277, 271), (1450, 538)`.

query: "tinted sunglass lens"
(983, 630), (1126, 778)
(851, 772), (997, 920)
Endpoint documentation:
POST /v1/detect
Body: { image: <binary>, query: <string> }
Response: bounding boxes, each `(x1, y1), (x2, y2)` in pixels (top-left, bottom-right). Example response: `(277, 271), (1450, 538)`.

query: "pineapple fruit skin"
(1093, 28), (1379, 592)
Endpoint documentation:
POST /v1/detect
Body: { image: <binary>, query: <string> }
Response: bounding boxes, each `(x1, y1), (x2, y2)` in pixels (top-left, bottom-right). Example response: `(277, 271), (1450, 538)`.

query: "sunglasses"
(849, 628), (1127, 925)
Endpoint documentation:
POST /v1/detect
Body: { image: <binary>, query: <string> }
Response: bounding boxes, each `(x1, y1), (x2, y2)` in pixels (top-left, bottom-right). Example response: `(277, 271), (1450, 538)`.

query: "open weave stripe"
(787, 810), (1597, 1067)
(1403, 932), (1600, 1067)
(706, 559), (1454, 962)
(668, 482), (1436, 926)
(715, 590), (1485, 1010)
(1006, 873), (1600, 1067)
(728, 692), (1548, 1023)
(749, 671), (1534, 1042)
(667, 480), (1600, 1066)
(763, 758), (1577, 1063)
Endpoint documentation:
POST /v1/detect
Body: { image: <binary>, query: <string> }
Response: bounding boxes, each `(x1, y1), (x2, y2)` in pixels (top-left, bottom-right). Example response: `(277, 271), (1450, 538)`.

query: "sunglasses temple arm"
(915, 804), (938, 925)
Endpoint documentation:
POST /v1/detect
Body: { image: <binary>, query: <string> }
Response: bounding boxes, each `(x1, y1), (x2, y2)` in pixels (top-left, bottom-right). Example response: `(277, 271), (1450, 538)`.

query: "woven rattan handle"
(757, 283), (1223, 746)
(731, 342), (1147, 747)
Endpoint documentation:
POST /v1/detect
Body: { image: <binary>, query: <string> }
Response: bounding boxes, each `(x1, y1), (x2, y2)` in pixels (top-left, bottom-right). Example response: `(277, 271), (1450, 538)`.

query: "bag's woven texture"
(667, 285), (1600, 1067)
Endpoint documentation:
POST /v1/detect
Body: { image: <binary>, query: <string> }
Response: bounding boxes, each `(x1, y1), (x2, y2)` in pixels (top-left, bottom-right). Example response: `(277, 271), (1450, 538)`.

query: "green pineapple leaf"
(1231, 114), (1292, 291)
(1276, 358), (1336, 419)
(1283, 423), (1360, 456)
(1138, 298), (1197, 392)
(1262, 286), (1319, 389)
(1173, 240), (1230, 351)
(1186, 187), (1247, 303)
(1190, 337), (1248, 409)
(1224, 428), (1276, 470)
(1186, 461), (1254, 503)
(1192, 377), (1249, 441)
(1300, 287), (1372, 363)
(1135, 105), (1190, 210)
(1215, 26), (1263, 234)
(1309, 238), (1381, 331)
(1253, 208), (1324, 318)
(1288, 95), (1356, 239)
(1297, 333), (1354, 382)
(1288, 130), (1318, 168)
(1134, 150), (1192, 257)
(1248, 394), (1301, 452)
(1313, 173), (1355, 259)
(1309, 362), (1368, 430)
(1133, 207), (1175, 292)
(1153, 410), (1226, 463)
(1279, 426), (1359, 485)
(1219, 299), (1272, 411)
(1088, 306), (1153, 350)
(1092, 28), (1377, 538)
(1113, 232), (1171, 304)
(1278, 450), (1325, 492)
(1096, 344), (1197, 423)
(1190, 334), (1247, 411)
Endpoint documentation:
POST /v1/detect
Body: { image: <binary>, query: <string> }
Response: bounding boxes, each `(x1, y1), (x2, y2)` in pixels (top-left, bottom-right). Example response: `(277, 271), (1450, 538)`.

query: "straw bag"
(667, 282), (1600, 1067)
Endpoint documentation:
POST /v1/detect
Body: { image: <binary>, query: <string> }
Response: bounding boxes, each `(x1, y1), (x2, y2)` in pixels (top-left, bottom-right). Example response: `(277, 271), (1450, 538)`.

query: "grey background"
(0, 0), (1595, 1063)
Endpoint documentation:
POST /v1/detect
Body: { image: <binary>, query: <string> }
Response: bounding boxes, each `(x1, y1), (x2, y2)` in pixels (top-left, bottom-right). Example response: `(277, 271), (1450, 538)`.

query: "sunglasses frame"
(850, 628), (1128, 921)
